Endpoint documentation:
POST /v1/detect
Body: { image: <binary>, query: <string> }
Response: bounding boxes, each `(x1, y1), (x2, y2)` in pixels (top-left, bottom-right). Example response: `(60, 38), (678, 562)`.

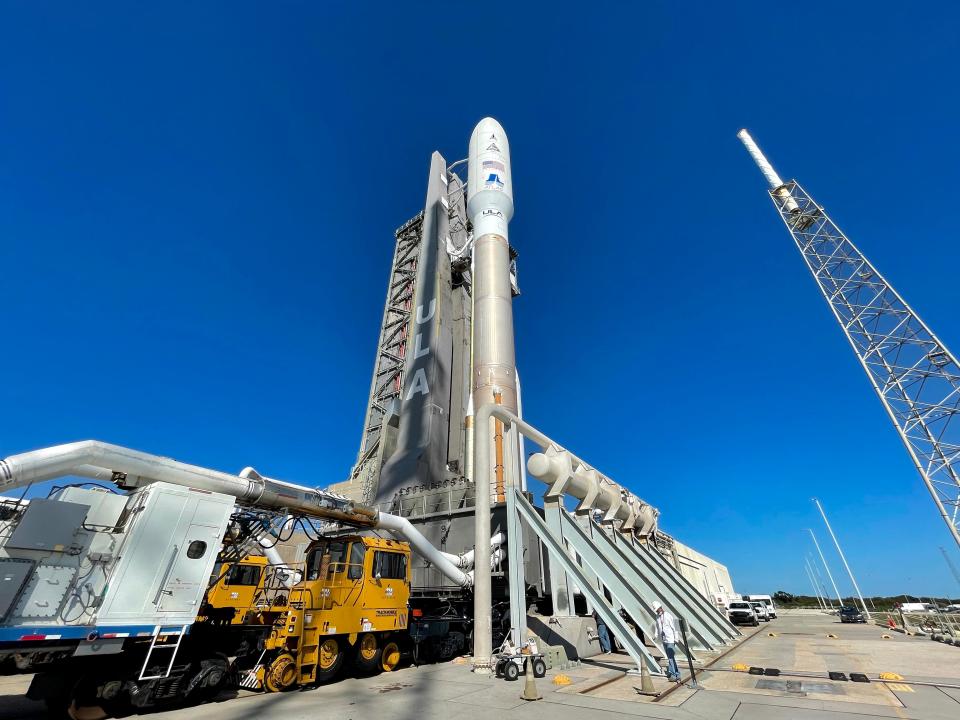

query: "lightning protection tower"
(739, 129), (960, 549)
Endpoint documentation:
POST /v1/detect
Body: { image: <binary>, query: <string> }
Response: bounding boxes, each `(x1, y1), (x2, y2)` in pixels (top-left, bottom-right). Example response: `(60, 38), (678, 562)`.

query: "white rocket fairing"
(468, 118), (514, 238)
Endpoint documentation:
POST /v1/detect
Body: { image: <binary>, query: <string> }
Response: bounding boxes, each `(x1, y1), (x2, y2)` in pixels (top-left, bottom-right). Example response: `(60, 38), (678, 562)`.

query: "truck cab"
(255, 535), (411, 690)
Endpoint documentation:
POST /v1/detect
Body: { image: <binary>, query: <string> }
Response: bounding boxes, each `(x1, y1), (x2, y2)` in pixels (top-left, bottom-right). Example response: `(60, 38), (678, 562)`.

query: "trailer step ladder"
(139, 625), (189, 680)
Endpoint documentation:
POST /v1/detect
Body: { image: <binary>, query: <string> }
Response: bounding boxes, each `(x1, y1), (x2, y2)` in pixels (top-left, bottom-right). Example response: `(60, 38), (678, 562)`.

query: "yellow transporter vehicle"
(204, 535), (410, 691)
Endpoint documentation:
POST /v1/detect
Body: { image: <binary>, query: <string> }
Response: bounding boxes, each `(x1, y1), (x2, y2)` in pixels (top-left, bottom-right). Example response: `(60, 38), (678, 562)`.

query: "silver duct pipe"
(0, 441), (472, 588)
(0, 441), (371, 525)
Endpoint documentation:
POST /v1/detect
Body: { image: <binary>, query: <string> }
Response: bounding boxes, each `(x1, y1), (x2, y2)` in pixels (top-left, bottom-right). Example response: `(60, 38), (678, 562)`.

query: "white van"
(743, 594), (777, 619)
(899, 602), (937, 613)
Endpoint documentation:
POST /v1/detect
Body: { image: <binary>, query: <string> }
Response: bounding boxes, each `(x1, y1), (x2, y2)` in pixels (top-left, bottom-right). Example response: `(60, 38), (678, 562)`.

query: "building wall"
(672, 537), (735, 605)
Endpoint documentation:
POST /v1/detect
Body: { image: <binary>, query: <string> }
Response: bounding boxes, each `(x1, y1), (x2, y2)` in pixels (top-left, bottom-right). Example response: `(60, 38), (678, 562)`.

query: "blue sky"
(2, 2), (959, 597)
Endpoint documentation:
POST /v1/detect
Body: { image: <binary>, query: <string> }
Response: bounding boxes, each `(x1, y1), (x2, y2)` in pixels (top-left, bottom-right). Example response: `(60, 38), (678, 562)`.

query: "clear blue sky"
(2, 2), (959, 598)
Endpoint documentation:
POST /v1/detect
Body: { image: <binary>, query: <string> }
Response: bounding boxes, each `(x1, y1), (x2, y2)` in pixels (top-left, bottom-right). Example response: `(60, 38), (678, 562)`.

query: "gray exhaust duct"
(0, 441), (471, 588)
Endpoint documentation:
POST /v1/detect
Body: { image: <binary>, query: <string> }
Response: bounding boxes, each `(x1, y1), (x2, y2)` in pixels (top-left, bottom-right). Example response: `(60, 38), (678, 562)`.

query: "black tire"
(504, 662), (520, 681)
(532, 659), (547, 678)
(352, 633), (383, 673)
(752, 619), (759, 627)
(314, 637), (345, 684)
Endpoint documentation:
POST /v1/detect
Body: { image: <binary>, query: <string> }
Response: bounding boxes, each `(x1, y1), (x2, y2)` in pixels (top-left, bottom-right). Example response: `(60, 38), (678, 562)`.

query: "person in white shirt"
(652, 601), (681, 681)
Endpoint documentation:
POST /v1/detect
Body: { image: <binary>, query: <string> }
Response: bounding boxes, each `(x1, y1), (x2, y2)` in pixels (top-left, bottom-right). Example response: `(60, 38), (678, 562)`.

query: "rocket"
(468, 117), (517, 673)
(468, 118), (517, 416)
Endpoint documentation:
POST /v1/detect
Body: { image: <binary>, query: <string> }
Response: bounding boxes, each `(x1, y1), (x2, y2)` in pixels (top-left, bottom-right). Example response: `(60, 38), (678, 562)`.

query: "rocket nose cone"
(471, 117), (508, 144)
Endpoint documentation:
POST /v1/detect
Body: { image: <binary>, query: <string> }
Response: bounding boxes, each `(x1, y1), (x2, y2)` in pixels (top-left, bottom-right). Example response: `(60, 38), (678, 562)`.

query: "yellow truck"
(203, 535), (410, 691)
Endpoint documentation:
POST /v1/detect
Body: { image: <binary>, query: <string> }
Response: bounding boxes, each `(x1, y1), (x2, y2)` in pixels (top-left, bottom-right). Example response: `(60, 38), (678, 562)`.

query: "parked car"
(743, 594), (778, 619)
(727, 601), (759, 626)
(839, 605), (866, 623)
(944, 604), (960, 613)
(749, 601), (770, 622)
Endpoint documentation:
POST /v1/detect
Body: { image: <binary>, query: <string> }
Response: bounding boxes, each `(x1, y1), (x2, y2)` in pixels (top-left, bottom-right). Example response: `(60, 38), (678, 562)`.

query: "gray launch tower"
(342, 151), (479, 509)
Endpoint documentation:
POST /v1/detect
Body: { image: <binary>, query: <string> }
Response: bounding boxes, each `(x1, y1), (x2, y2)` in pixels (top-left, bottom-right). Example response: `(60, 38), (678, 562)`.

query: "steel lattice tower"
(739, 129), (960, 548)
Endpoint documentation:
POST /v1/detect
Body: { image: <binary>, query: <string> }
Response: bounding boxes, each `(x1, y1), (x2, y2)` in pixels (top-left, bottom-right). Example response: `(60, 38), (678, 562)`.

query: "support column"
(545, 498), (577, 616)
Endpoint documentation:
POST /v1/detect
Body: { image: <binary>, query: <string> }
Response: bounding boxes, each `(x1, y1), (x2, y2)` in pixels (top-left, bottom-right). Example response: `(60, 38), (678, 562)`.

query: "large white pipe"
(466, 547), (504, 584)
(468, 117), (516, 674)
(0, 441), (472, 588)
(375, 512), (470, 587)
(451, 532), (504, 569)
(526, 448), (658, 535)
(737, 129), (800, 212)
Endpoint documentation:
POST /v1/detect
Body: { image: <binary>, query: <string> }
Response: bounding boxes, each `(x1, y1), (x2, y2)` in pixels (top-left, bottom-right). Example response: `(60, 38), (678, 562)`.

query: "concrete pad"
(889, 684), (960, 720)
(936, 686), (960, 705)
(3, 615), (960, 720)
(449, 687), (527, 709)
(694, 670), (901, 707)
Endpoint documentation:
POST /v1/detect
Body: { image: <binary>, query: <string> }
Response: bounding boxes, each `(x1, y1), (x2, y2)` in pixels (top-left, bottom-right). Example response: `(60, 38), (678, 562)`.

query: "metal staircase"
(621, 531), (737, 642)
(570, 513), (738, 651)
(477, 406), (740, 676)
(509, 488), (663, 674)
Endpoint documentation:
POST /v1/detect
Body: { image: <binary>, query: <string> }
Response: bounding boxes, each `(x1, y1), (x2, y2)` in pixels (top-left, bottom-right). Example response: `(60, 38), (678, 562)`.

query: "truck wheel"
(314, 637), (344, 683)
(265, 653), (298, 692)
(65, 674), (110, 720)
(352, 633), (383, 672)
(533, 658), (547, 678)
(381, 641), (401, 672)
(67, 701), (109, 720)
(504, 662), (520, 681)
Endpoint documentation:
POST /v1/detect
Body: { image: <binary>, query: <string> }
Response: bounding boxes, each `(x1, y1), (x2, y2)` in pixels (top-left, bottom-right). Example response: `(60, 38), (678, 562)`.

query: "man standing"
(652, 601), (681, 682)
(593, 609), (612, 653)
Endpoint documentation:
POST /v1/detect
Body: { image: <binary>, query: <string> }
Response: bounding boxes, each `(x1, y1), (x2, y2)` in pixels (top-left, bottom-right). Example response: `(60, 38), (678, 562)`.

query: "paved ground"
(2, 612), (959, 719)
